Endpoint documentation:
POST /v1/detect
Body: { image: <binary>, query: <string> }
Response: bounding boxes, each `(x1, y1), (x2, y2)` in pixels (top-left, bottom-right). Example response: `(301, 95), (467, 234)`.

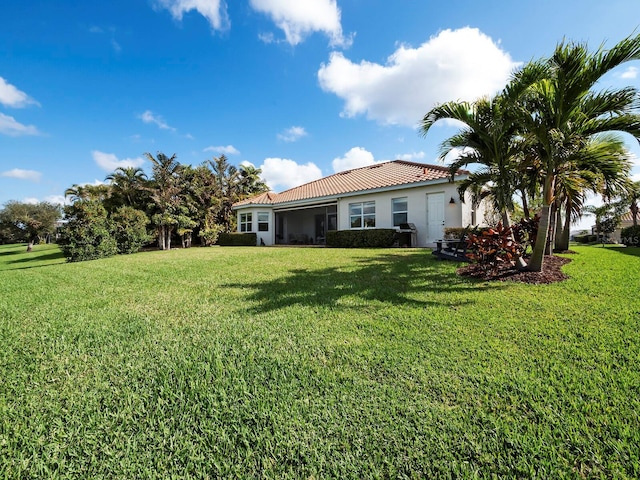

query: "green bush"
(326, 229), (396, 248)
(621, 225), (640, 246)
(574, 234), (589, 244)
(111, 206), (152, 254)
(58, 200), (118, 262)
(218, 232), (257, 246)
(443, 227), (466, 239)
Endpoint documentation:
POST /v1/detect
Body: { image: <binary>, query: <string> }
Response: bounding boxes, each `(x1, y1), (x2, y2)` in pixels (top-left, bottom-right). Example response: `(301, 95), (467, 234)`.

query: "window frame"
(257, 212), (269, 232)
(239, 212), (253, 232)
(392, 197), (408, 227)
(349, 201), (376, 229)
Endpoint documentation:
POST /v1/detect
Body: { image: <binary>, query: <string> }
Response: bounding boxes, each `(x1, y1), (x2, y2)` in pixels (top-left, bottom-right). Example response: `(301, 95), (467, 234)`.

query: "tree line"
(421, 33), (640, 272)
(58, 153), (268, 261)
(0, 153), (268, 257)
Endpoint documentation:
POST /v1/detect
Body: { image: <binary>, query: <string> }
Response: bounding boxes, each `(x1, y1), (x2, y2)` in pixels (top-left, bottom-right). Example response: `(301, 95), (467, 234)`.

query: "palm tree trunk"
(553, 201), (563, 251)
(545, 200), (557, 255)
(632, 202), (638, 227)
(528, 175), (554, 272)
(555, 198), (572, 252)
(520, 189), (530, 219)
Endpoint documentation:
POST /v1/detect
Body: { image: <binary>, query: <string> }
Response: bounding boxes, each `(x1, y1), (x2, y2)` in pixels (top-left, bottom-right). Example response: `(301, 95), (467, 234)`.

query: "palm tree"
(520, 34), (640, 271)
(553, 135), (632, 251)
(145, 152), (182, 250)
(105, 166), (148, 209)
(207, 155), (241, 232)
(421, 95), (529, 268)
(238, 164), (269, 197)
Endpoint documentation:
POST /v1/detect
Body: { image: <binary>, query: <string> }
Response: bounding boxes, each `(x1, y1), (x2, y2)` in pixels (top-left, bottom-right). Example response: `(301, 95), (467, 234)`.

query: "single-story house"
(593, 210), (637, 243)
(232, 160), (486, 247)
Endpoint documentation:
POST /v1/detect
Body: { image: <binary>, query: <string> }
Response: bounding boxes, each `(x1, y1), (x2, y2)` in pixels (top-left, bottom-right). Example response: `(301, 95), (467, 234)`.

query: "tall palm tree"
(520, 34), (640, 271)
(207, 155), (241, 232)
(145, 152), (182, 250)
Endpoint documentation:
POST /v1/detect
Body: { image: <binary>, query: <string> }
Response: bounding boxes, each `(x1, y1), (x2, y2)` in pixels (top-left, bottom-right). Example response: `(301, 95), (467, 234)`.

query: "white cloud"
(92, 151), (145, 172)
(0, 112), (40, 136)
(139, 110), (175, 131)
(1, 168), (42, 182)
(259, 157), (323, 190)
(111, 39), (122, 53)
(277, 126), (307, 142)
(332, 146), (379, 173)
(258, 32), (276, 44)
(23, 197), (40, 205)
(318, 27), (519, 126)
(0, 77), (39, 108)
(204, 145), (240, 155)
(619, 66), (638, 79)
(396, 151), (425, 161)
(43, 194), (68, 206)
(249, 0), (350, 47)
(631, 173), (640, 182)
(154, 0), (229, 31)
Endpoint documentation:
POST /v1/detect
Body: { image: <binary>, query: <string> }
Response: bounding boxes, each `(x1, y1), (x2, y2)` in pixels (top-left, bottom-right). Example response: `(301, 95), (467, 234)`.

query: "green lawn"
(1, 243), (639, 478)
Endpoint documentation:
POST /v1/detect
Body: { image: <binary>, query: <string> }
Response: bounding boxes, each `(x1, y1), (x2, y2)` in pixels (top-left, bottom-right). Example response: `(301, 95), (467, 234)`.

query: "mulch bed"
(457, 255), (572, 284)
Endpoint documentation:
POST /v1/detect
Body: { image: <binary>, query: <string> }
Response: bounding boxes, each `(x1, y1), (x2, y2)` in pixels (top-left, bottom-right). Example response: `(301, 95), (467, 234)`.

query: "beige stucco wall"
(335, 182), (474, 247)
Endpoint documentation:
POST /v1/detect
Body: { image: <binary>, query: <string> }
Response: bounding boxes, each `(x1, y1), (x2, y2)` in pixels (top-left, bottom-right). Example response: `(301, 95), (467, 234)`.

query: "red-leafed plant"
(466, 222), (524, 274)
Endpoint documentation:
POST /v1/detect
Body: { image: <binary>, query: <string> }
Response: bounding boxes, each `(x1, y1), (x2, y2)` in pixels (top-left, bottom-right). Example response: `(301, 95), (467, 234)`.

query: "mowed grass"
(0, 243), (639, 478)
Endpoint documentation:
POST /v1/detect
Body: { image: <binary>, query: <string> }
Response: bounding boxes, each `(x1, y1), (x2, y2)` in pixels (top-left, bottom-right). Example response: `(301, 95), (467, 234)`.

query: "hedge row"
(218, 232), (257, 246)
(326, 229), (396, 248)
(621, 225), (640, 246)
(574, 234), (598, 244)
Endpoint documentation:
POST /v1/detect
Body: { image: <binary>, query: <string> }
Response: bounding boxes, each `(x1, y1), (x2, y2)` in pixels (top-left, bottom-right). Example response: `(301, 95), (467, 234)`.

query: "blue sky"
(1, 0), (639, 230)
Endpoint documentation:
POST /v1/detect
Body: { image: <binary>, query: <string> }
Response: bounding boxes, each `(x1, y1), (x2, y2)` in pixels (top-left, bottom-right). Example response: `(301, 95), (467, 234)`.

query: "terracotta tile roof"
(234, 160), (465, 207)
(620, 210), (637, 224)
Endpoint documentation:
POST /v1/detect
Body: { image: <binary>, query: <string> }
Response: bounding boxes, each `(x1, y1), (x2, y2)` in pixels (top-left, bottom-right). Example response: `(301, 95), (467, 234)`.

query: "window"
(257, 212), (269, 232)
(392, 197), (408, 226)
(349, 201), (375, 229)
(240, 212), (252, 232)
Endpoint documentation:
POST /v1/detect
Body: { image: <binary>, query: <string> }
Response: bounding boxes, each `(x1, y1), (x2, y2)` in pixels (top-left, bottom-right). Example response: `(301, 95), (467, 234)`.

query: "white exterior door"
(426, 192), (445, 242)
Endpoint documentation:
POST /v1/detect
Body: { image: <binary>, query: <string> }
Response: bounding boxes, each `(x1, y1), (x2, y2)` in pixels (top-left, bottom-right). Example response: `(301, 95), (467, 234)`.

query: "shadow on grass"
(606, 246), (640, 258)
(0, 245), (27, 256)
(222, 251), (505, 313)
(8, 250), (66, 265)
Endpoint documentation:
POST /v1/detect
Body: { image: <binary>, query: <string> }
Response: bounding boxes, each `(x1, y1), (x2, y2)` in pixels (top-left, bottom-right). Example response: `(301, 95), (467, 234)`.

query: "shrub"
(621, 225), (640, 246)
(111, 206), (152, 254)
(574, 234), (590, 244)
(466, 222), (523, 274)
(512, 215), (539, 252)
(326, 229), (396, 248)
(201, 224), (225, 246)
(443, 227), (466, 239)
(218, 232), (257, 246)
(58, 201), (117, 262)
